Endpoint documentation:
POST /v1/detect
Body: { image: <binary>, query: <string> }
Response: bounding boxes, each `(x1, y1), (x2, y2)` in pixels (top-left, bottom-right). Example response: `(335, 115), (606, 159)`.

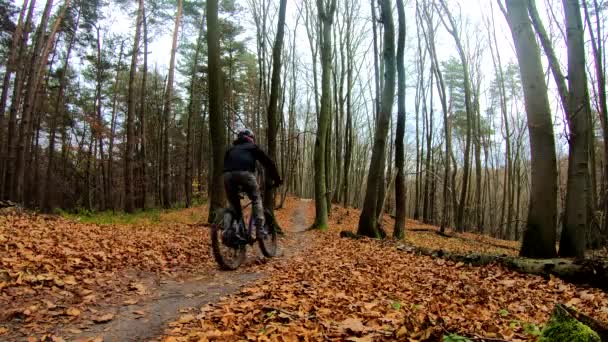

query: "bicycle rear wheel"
(211, 209), (246, 270)
(258, 209), (278, 257)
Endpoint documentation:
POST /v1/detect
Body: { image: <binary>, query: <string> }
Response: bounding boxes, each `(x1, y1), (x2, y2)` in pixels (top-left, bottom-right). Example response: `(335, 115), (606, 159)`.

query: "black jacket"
(223, 138), (280, 182)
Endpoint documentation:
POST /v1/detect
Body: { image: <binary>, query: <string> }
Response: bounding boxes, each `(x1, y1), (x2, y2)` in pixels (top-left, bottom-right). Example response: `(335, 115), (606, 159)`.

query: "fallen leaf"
(130, 282), (147, 295)
(93, 313), (114, 323)
(123, 299), (138, 305)
(339, 317), (367, 333)
(178, 314), (196, 324)
(66, 307), (81, 316)
(346, 336), (375, 342)
(395, 326), (408, 338)
(64, 275), (78, 285)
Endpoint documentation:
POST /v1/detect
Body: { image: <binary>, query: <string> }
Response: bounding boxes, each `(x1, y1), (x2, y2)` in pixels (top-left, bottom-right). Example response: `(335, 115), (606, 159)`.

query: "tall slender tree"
(265, 0), (288, 212)
(559, 0), (591, 258)
(125, 0), (144, 213)
(394, 0), (406, 239)
(358, 0), (396, 238)
(162, 0), (183, 209)
(500, 0), (558, 258)
(207, 0), (227, 222)
(313, 0), (337, 230)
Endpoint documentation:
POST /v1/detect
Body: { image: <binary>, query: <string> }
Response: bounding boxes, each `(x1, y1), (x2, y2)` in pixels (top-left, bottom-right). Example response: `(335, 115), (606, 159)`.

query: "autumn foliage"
(1, 198), (607, 341)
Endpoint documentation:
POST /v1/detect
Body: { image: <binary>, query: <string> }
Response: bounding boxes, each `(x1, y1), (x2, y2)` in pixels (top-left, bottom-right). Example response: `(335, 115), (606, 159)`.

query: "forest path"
(67, 199), (312, 342)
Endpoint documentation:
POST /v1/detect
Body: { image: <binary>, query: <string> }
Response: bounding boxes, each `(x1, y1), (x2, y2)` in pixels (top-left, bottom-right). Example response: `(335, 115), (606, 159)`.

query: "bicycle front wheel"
(211, 209), (246, 270)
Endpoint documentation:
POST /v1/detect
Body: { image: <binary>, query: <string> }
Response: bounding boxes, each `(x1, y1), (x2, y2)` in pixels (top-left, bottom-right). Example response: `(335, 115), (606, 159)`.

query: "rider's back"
(223, 141), (259, 173)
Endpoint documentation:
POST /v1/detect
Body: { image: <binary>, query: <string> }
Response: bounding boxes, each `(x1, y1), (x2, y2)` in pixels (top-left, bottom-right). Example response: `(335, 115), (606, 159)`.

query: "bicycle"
(210, 191), (278, 270)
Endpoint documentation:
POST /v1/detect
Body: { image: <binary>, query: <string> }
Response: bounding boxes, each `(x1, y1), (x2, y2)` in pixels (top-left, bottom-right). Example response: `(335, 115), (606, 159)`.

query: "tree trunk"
(583, 0), (608, 245)
(313, 0), (337, 230)
(560, 0), (591, 258)
(125, 0), (143, 213)
(185, 15), (204, 208)
(161, 0), (183, 209)
(44, 6), (80, 211)
(139, 6), (149, 209)
(15, 0), (69, 203)
(108, 42), (125, 211)
(3, 0), (36, 200)
(421, 2), (451, 233)
(0, 0), (29, 198)
(357, 0), (395, 238)
(265, 0), (288, 212)
(393, 0), (406, 239)
(437, 0), (473, 233)
(501, 0), (558, 258)
(94, 26), (107, 211)
(207, 0), (227, 223)
(342, 3), (354, 207)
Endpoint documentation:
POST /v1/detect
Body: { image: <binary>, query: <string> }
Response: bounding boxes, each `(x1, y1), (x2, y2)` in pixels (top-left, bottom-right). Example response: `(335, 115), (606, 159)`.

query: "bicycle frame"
(235, 200), (256, 242)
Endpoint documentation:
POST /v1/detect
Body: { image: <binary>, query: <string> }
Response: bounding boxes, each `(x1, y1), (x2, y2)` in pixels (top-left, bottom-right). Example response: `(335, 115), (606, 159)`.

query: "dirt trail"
(65, 200), (311, 342)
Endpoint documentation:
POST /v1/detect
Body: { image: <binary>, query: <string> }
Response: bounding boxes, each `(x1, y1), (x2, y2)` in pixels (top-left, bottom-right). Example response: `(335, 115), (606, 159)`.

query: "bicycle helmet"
(237, 128), (255, 143)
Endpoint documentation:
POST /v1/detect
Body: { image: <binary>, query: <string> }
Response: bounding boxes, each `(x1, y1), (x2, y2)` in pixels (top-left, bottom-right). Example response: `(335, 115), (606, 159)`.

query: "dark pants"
(223, 171), (264, 228)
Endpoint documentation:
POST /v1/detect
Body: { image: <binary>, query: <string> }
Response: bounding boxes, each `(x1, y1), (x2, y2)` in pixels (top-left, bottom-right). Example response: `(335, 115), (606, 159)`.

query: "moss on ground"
(540, 305), (600, 342)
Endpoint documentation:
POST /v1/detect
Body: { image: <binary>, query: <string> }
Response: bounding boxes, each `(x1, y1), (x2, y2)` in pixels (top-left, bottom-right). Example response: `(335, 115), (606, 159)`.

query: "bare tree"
(312, 0), (337, 230)
(499, 0), (558, 258)
(394, 0), (407, 239)
(358, 0), (396, 238)
(265, 0), (288, 212)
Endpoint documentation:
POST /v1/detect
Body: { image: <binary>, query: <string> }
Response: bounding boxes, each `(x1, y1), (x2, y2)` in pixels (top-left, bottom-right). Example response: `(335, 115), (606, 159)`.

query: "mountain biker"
(223, 128), (281, 241)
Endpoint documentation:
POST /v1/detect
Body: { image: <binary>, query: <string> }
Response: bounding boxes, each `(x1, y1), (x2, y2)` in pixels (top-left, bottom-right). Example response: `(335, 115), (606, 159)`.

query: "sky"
(10, 0), (576, 160)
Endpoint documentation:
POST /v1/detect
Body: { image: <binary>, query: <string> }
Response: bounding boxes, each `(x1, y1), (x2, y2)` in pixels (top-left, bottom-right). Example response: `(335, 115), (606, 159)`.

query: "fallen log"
(394, 244), (608, 291)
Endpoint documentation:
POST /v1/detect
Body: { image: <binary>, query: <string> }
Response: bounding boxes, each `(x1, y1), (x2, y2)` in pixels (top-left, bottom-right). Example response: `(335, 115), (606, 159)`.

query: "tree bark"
(0, 0), (29, 198)
(125, 0), (143, 213)
(94, 26), (107, 210)
(313, 0), (337, 230)
(15, 0), (69, 203)
(186, 14), (204, 208)
(108, 41), (125, 211)
(559, 0), (591, 258)
(394, 0), (406, 240)
(207, 0), (227, 223)
(161, 0), (182, 209)
(265, 0), (288, 212)
(357, 0), (395, 238)
(44, 6), (80, 211)
(3, 0), (36, 200)
(501, 0), (558, 258)
(139, 6), (149, 209)
(583, 0), (608, 245)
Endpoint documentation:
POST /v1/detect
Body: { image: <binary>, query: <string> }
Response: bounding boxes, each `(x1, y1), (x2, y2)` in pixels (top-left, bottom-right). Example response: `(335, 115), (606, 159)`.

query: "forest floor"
(0, 197), (607, 341)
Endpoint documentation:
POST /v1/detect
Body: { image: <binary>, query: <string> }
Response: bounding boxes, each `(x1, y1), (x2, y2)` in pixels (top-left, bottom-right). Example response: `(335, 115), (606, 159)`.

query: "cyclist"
(223, 128), (281, 243)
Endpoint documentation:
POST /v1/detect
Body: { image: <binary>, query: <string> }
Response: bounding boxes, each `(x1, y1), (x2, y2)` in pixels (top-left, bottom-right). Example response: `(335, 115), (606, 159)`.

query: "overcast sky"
(11, 0), (574, 158)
